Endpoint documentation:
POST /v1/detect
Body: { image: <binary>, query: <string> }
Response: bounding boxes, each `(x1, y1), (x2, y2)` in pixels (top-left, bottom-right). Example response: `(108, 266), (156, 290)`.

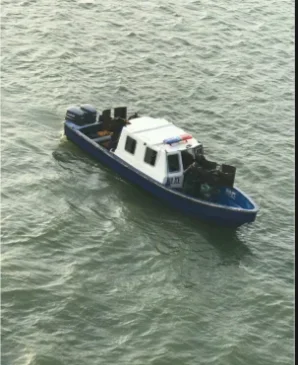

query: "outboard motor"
(81, 104), (97, 125)
(65, 106), (85, 126)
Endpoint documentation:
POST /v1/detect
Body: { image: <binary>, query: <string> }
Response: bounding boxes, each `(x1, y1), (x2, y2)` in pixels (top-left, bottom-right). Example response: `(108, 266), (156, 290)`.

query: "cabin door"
(166, 153), (184, 189)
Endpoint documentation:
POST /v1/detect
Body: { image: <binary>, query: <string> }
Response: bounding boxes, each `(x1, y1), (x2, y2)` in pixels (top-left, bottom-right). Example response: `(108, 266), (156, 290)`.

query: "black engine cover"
(65, 105), (97, 126)
(81, 104), (97, 125)
(65, 106), (85, 125)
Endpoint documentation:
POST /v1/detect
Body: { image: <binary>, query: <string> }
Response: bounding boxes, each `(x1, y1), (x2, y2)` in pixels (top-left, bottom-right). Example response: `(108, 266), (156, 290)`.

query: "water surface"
(1, 0), (294, 364)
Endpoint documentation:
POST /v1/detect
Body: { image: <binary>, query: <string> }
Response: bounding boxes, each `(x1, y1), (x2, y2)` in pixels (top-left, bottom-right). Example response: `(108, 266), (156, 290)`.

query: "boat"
(63, 104), (259, 227)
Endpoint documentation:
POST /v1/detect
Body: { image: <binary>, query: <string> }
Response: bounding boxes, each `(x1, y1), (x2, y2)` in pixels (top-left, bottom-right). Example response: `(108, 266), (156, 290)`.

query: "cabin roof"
(125, 116), (201, 152)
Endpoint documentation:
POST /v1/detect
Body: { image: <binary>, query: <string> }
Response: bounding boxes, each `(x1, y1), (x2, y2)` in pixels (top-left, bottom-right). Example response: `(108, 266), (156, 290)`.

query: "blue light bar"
(163, 136), (181, 144)
(163, 134), (192, 145)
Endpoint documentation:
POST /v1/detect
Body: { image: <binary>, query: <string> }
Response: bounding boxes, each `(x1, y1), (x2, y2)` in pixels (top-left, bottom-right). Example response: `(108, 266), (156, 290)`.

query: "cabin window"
(167, 154), (180, 173)
(144, 147), (157, 166)
(125, 136), (137, 154)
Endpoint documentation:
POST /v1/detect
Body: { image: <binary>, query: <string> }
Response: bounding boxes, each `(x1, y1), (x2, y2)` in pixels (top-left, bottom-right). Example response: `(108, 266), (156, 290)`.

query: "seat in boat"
(114, 107), (127, 120)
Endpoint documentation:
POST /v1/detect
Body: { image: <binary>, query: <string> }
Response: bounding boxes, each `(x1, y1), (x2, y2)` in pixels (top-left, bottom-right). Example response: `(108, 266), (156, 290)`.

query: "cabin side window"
(144, 147), (157, 166)
(167, 154), (181, 173)
(125, 136), (137, 154)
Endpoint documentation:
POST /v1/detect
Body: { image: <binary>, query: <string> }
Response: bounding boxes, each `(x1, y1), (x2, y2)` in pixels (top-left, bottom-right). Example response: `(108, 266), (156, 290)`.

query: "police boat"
(63, 105), (259, 227)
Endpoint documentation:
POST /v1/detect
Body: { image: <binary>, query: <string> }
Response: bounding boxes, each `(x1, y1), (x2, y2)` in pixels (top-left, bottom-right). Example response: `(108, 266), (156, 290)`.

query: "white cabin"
(113, 116), (202, 188)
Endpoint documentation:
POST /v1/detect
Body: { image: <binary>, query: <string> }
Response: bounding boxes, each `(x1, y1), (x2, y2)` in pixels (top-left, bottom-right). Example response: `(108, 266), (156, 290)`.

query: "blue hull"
(64, 122), (258, 227)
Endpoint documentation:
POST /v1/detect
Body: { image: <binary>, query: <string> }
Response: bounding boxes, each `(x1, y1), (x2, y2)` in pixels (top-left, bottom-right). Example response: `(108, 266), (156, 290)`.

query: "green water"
(1, 0), (294, 364)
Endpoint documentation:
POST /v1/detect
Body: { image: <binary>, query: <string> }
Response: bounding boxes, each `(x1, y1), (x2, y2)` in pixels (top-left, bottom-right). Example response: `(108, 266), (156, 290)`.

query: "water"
(1, 0), (294, 364)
